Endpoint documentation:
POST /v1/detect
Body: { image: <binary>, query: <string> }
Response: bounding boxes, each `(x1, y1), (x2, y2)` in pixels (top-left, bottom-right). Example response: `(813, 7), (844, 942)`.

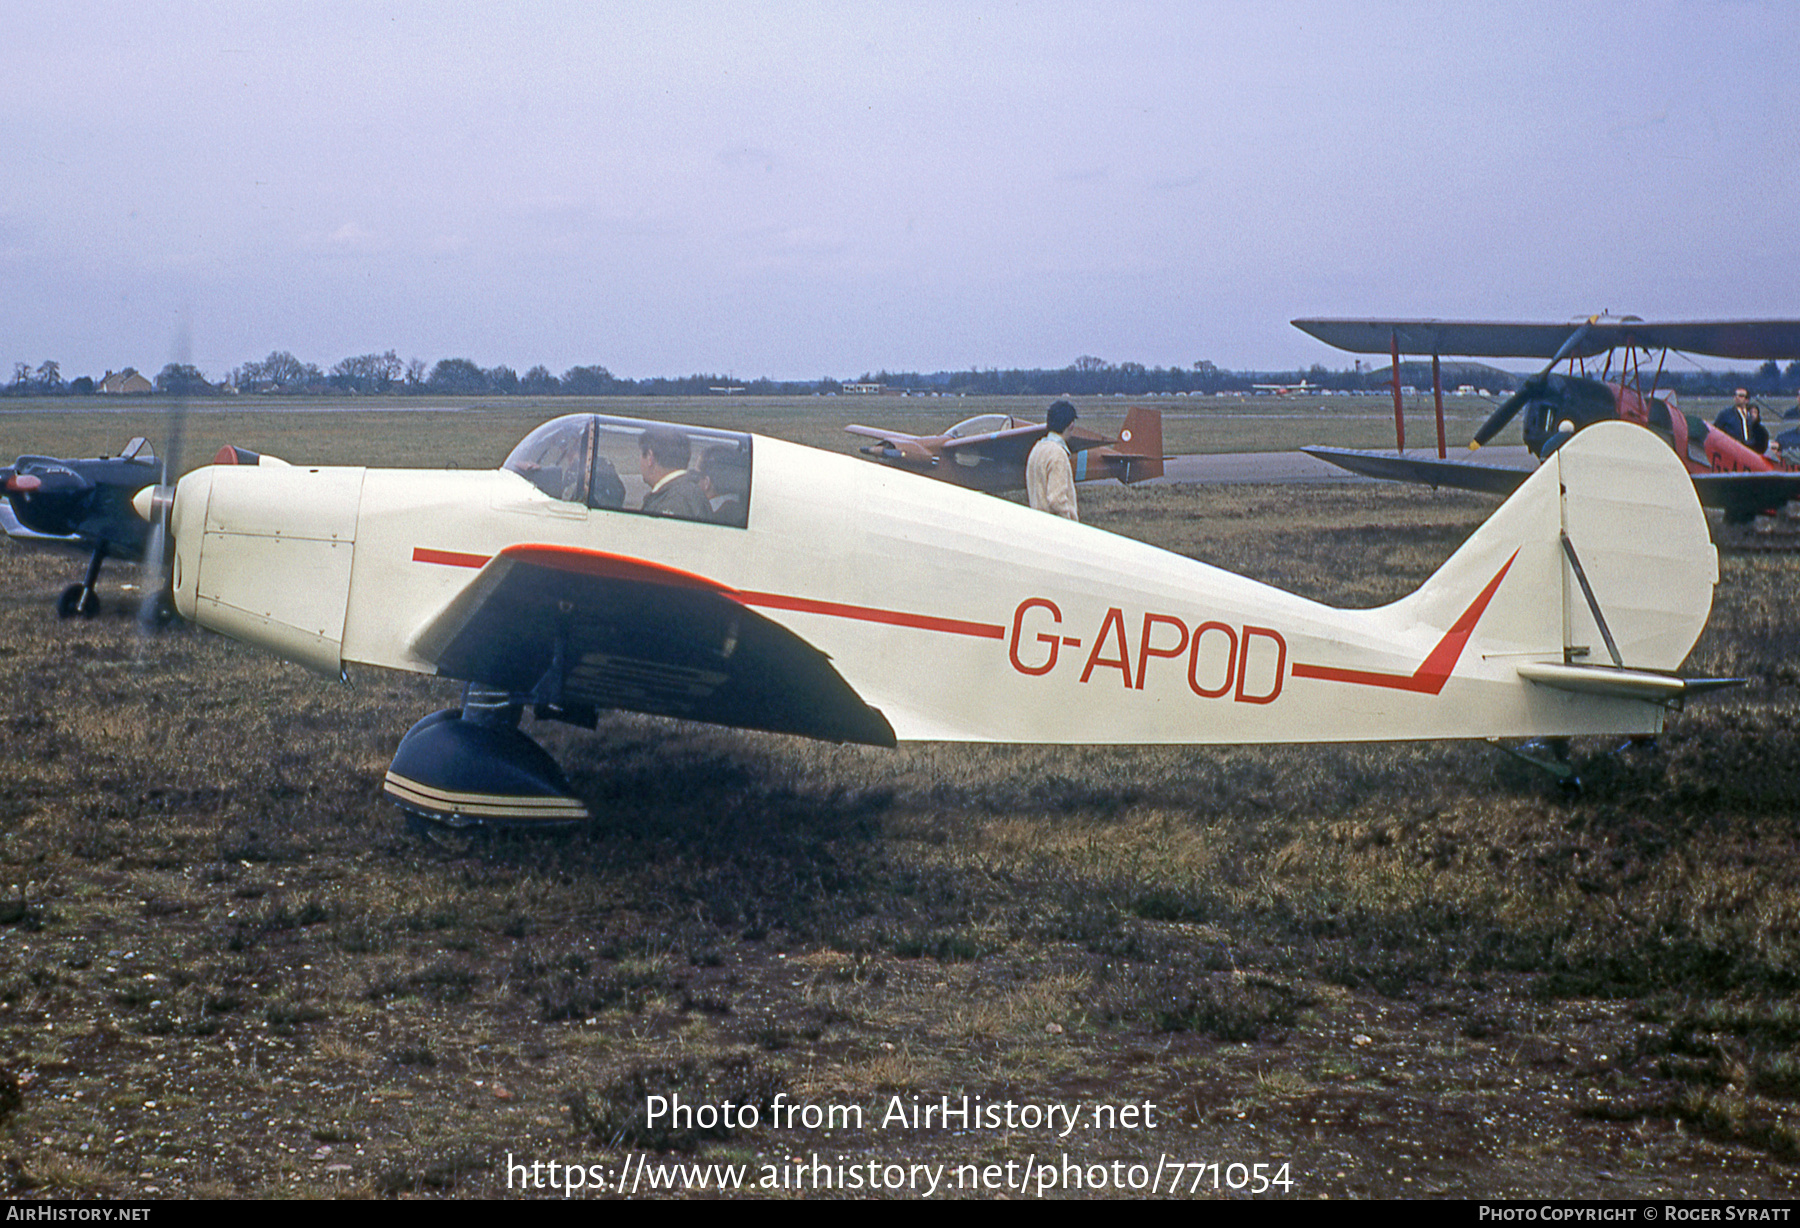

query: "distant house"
(98, 368), (152, 395)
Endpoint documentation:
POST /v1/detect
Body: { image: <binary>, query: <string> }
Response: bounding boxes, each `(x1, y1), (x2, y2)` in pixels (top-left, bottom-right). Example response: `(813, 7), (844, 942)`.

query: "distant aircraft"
(1, 438), (162, 618)
(844, 406), (1164, 492)
(1293, 316), (1800, 521)
(130, 411), (1728, 832)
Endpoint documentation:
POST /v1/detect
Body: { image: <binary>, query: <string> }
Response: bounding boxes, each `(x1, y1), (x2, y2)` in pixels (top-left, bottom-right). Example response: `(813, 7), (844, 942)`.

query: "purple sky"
(3, 1), (1794, 382)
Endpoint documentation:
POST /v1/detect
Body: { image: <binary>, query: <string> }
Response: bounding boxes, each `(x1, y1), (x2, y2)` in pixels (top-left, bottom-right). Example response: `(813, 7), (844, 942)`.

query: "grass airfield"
(2, 395), (1799, 1198)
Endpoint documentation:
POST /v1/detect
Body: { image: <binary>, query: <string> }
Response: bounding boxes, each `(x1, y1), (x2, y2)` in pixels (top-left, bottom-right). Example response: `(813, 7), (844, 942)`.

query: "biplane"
(845, 405), (1164, 492)
(127, 409), (1728, 831)
(1293, 316), (1800, 522)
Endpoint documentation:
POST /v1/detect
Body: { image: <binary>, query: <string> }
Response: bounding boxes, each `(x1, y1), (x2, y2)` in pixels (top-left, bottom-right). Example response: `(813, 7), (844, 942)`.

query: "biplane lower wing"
(1689, 472), (1800, 522)
(410, 545), (897, 747)
(1300, 446), (1534, 497)
(1305, 445), (1800, 521)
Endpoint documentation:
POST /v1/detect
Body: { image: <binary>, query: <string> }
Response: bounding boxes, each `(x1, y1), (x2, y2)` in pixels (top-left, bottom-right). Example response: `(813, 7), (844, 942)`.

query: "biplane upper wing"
(1299, 446), (1535, 497)
(1294, 318), (1800, 361)
(410, 544), (897, 747)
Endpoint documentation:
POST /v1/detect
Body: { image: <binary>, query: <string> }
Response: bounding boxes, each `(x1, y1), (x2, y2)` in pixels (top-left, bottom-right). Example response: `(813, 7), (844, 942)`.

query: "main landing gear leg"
(57, 544), (108, 619)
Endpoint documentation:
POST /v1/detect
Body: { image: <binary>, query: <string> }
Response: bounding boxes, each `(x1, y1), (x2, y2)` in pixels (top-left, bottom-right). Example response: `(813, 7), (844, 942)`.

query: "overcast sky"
(2, 1), (1793, 382)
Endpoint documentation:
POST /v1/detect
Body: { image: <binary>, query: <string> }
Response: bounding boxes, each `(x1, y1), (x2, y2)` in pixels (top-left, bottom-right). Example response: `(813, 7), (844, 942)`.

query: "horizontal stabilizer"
(1515, 661), (1740, 704)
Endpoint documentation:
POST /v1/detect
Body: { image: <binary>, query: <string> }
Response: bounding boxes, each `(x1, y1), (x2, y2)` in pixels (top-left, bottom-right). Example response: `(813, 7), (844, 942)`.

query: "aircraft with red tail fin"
(845, 405), (1164, 492)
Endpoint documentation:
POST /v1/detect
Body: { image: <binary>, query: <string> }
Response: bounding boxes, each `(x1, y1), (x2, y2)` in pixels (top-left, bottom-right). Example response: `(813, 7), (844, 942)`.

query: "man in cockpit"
(638, 426), (711, 520)
(695, 445), (749, 525)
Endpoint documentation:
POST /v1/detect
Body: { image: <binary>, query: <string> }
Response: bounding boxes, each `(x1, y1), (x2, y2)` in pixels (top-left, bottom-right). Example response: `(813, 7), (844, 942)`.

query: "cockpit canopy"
(944, 414), (1026, 440)
(502, 414), (752, 528)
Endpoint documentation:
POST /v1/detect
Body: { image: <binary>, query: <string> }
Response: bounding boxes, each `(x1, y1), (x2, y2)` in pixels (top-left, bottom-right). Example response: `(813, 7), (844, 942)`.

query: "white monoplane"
(137, 414), (1725, 829)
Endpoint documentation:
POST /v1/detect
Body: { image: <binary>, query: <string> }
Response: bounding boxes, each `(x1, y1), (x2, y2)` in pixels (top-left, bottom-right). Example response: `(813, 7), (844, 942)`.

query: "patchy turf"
(2, 445), (1799, 1197)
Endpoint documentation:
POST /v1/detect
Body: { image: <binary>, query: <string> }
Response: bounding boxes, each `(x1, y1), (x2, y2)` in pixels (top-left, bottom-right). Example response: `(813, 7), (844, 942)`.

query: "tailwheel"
(1490, 736), (1581, 794)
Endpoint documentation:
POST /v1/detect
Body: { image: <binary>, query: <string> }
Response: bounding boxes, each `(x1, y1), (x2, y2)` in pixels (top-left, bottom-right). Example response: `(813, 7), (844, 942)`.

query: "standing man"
(1715, 388), (1770, 454)
(1026, 400), (1080, 520)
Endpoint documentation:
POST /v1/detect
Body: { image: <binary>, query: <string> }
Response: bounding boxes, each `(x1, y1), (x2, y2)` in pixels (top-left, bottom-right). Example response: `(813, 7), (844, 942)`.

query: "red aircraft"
(1292, 316), (1800, 521)
(845, 405), (1164, 493)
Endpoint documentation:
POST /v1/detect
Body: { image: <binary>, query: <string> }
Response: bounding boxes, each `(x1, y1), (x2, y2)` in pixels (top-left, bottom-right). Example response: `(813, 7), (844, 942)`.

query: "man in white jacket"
(1026, 400), (1079, 521)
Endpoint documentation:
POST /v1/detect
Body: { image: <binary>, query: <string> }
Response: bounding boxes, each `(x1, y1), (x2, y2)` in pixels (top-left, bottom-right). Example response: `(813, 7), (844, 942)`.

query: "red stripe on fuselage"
(412, 547), (489, 568)
(735, 591), (1005, 640)
(1289, 550), (1518, 695)
(496, 544), (738, 594)
(412, 544), (1005, 639)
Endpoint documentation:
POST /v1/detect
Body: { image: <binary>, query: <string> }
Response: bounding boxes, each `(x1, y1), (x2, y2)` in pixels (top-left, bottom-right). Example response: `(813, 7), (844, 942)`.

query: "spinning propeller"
(131, 331), (191, 629)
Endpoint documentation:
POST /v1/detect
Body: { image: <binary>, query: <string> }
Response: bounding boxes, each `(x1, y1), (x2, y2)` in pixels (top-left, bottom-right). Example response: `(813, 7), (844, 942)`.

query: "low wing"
(1300, 446), (1535, 496)
(1294, 317), (1800, 361)
(0, 499), (89, 552)
(410, 545), (896, 747)
(939, 422), (1048, 468)
(843, 425), (937, 463)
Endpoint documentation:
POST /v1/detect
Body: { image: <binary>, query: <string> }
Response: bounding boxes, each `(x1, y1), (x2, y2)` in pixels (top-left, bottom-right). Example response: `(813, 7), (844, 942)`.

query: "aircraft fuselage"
(163, 417), (1715, 749)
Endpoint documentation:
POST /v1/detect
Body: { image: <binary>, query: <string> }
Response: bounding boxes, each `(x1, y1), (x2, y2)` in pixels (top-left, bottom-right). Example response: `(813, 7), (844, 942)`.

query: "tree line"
(7, 350), (1799, 399)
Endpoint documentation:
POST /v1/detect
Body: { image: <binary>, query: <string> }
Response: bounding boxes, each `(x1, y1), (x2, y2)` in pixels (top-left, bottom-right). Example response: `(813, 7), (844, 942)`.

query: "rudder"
(1386, 421), (1715, 681)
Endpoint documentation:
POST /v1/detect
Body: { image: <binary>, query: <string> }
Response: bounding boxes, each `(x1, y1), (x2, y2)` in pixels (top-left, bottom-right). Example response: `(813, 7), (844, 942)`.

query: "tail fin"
(1391, 420), (1715, 689)
(1110, 406), (1164, 482)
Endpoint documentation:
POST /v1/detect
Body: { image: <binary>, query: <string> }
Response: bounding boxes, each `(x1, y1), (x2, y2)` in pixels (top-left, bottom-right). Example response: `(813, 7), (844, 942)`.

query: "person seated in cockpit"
(510, 418), (589, 502)
(637, 426), (711, 520)
(695, 445), (749, 525)
(591, 454), (625, 508)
